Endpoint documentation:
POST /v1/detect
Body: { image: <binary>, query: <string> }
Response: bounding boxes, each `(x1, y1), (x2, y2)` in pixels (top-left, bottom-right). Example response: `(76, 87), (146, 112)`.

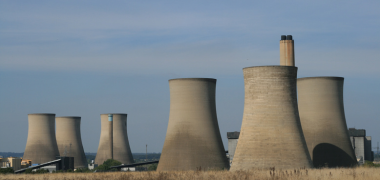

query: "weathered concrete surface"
(280, 40), (295, 66)
(227, 132), (240, 164)
(23, 114), (60, 164)
(298, 77), (357, 167)
(230, 66), (312, 171)
(95, 114), (134, 165)
(157, 78), (229, 171)
(112, 114), (134, 165)
(56, 117), (87, 168)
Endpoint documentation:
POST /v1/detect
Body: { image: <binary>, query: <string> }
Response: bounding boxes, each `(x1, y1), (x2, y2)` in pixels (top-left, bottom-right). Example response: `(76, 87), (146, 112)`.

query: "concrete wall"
(8, 157), (22, 171)
(228, 139), (238, 164)
(112, 114), (134, 165)
(297, 77), (357, 167)
(95, 114), (134, 165)
(23, 114), (60, 164)
(56, 117), (87, 168)
(351, 137), (365, 164)
(157, 78), (229, 171)
(227, 131), (240, 164)
(230, 66), (312, 170)
(95, 114), (112, 164)
(365, 136), (373, 161)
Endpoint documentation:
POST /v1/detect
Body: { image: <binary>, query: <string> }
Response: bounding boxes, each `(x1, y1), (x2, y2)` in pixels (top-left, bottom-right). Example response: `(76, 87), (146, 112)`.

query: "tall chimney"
(280, 35), (295, 66)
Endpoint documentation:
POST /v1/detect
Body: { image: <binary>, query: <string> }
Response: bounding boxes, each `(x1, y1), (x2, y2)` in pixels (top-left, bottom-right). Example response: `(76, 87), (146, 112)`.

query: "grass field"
(1, 167), (380, 180)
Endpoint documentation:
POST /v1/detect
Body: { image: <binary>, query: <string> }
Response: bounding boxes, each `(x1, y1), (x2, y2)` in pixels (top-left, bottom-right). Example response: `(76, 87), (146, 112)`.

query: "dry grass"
(0, 167), (379, 180)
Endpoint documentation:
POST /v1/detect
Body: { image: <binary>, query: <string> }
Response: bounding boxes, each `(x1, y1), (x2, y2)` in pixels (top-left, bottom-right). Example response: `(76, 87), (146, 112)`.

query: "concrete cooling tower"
(157, 78), (229, 171)
(298, 77), (357, 167)
(95, 114), (134, 165)
(230, 66), (313, 170)
(23, 114), (60, 164)
(280, 35), (295, 66)
(56, 117), (87, 168)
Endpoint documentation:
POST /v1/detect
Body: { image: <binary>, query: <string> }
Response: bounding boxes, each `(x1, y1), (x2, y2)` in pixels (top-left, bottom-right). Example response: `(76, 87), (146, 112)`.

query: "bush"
(24, 168), (49, 174)
(95, 159), (122, 172)
(35, 169), (49, 174)
(363, 161), (380, 167)
(24, 168), (34, 174)
(148, 164), (158, 171)
(75, 168), (92, 173)
(0, 167), (14, 174)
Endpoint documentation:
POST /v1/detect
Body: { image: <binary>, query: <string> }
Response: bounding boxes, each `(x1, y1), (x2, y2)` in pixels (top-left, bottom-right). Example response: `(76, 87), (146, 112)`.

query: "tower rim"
(298, 76), (344, 81)
(169, 78), (216, 82)
(243, 65), (298, 70)
(28, 113), (55, 115)
(100, 113), (128, 115)
(56, 116), (81, 119)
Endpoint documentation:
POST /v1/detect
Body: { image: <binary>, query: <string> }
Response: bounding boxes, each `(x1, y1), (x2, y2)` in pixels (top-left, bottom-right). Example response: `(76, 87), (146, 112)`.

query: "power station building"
(56, 116), (87, 168)
(23, 114), (60, 164)
(95, 114), (134, 165)
(297, 77), (357, 167)
(348, 128), (374, 164)
(227, 132), (240, 165)
(157, 78), (229, 171)
(230, 66), (313, 170)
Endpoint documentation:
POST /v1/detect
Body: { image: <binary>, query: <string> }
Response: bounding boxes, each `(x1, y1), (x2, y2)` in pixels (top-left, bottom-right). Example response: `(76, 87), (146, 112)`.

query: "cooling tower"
(298, 77), (357, 167)
(23, 114), (60, 164)
(95, 114), (134, 165)
(56, 116), (87, 168)
(157, 78), (229, 171)
(230, 66), (313, 170)
(280, 35), (295, 66)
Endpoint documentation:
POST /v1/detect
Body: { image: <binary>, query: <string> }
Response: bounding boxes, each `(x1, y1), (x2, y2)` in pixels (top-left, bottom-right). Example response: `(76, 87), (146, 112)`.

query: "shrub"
(95, 159), (122, 172)
(35, 169), (49, 174)
(148, 164), (158, 171)
(24, 168), (34, 174)
(75, 168), (92, 173)
(0, 167), (14, 174)
(363, 161), (380, 168)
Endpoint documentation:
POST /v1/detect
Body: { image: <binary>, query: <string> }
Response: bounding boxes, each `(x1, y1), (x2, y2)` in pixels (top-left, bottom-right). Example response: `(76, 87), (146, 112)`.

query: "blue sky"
(0, 1), (379, 153)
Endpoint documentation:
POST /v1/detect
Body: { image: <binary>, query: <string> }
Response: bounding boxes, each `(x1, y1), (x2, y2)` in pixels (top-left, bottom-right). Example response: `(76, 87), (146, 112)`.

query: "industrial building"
(297, 77), (357, 167)
(157, 78), (229, 171)
(0, 157), (22, 171)
(95, 114), (134, 165)
(349, 128), (374, 164)
(230, 66), (313, 170)
(23, 114), (60, 164)
(227, 132), (240, 165)
(56, 116), (87, 168)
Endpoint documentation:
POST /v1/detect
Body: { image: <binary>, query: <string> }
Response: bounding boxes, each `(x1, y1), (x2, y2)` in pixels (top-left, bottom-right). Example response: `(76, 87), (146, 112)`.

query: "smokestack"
(95, 114), (134, 165)
(230, 66), (313, 170)
(23, 114), (60, 164)
(297, 77), (357, 167)
(157, 78), (229, 171)
(280, 35), (295, 66)
(56, 116), (87, 168)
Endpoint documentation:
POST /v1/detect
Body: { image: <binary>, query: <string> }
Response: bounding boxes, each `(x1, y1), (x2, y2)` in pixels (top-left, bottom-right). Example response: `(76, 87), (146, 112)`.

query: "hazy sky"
(1, 1), (379, 153)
